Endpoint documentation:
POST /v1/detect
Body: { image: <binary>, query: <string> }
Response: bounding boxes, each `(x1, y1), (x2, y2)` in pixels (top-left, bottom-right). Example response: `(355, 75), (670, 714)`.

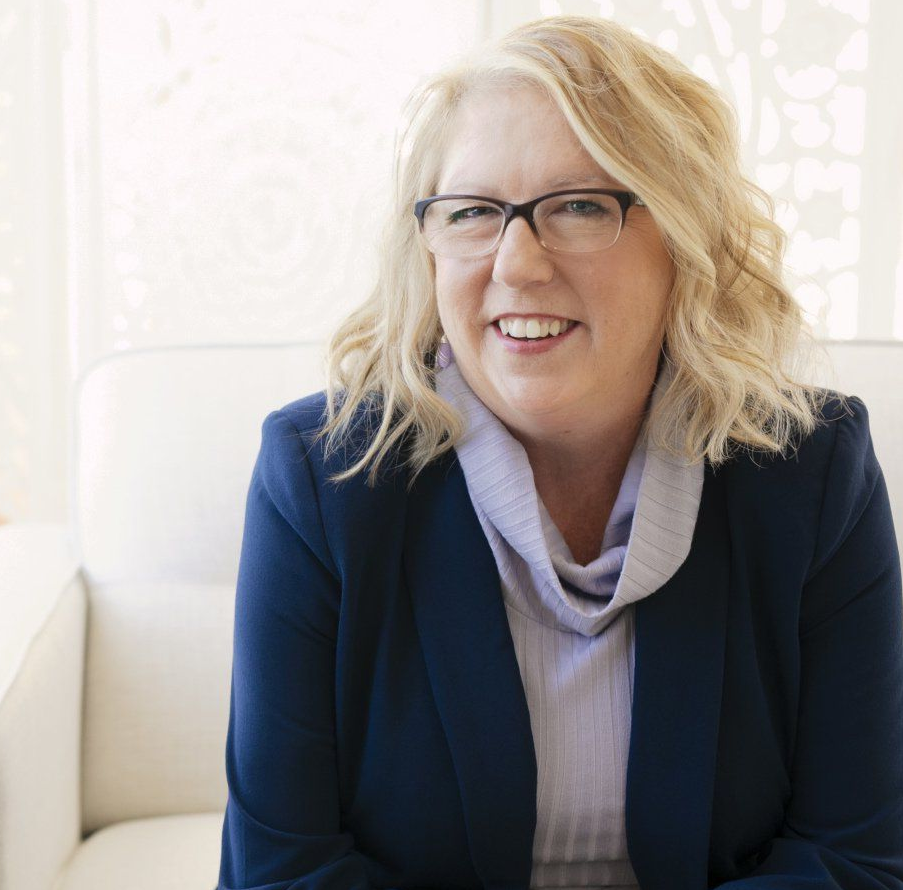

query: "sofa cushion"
(55, 812), (222, 890)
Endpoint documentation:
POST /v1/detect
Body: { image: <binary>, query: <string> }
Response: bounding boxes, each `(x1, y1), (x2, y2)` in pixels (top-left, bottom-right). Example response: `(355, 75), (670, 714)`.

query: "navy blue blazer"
(217, 390), (903, 890)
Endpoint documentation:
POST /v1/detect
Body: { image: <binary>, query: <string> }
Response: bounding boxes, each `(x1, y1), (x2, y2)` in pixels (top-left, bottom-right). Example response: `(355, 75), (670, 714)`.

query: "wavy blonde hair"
(314, 14), (837, 490)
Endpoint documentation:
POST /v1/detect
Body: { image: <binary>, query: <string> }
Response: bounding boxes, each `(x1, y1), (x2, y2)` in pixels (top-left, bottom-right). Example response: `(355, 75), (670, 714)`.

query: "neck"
(510, 366), (655, 481)
(508, 369), (657, 551)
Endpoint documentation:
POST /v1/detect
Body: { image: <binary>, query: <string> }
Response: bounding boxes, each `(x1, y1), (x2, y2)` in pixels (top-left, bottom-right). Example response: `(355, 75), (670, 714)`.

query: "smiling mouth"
(493, 318), (578, 340)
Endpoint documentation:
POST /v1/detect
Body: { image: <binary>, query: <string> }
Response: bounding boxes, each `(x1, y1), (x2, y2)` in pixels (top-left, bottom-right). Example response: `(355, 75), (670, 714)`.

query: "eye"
(447, 205), (500, 224)
(560, 199), (611, 215)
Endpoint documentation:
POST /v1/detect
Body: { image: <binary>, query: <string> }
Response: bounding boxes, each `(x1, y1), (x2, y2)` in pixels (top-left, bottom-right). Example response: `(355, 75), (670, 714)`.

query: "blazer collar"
(403, 451), (729, 890)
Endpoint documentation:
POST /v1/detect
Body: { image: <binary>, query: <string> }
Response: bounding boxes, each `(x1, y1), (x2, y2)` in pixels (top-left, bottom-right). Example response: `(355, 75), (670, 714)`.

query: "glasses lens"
(535, 192), (623, 252)
(421, 198), (503, 257)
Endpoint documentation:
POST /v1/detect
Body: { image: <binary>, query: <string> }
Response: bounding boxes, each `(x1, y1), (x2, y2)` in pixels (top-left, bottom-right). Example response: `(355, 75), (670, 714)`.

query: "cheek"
(435, 260), (463, 312)
(435, 262), (487, 331)
(607, 235), (674, 311)
(434, 266), (457, 333)
(635, 230), (675, 293)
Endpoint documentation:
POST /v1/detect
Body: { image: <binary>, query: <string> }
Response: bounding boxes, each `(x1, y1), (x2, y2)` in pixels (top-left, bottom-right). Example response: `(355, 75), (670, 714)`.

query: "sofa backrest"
(72, 342), (326, 833)
(71, 339), (903, 833)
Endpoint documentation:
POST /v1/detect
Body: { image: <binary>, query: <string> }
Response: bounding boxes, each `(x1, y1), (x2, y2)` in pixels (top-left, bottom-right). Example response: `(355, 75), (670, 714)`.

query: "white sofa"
(0, 340), (901, 890)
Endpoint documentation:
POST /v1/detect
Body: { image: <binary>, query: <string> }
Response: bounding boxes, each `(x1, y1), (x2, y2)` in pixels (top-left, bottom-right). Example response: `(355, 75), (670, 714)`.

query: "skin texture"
(434, 85), (676, 565)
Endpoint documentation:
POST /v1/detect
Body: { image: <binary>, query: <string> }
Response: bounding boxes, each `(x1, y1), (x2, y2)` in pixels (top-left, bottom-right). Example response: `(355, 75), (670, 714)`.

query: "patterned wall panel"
(489, 0), (903, 341)
(65, 0), (485, 370)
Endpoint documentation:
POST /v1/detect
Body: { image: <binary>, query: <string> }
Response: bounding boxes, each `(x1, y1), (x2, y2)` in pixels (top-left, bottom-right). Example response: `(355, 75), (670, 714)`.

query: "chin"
(492, 387), (569, 420)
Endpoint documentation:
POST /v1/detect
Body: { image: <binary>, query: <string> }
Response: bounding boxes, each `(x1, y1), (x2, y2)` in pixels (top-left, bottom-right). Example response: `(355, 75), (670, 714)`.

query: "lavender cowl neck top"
(434, 347), (704, 890)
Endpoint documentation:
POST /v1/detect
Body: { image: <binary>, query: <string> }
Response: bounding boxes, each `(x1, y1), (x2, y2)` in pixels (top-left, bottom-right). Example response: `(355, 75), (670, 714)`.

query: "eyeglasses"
(413, 188), (645, 259)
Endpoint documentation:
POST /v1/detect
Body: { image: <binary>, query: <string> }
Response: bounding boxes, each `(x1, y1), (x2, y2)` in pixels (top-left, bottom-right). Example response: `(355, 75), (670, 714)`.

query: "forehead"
(437, 85), (622, 194)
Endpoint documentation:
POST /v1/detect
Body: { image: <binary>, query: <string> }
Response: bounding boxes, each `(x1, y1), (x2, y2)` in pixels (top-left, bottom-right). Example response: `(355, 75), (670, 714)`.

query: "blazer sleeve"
(216, 408), (376, 890)
(714, 395), (903, 890)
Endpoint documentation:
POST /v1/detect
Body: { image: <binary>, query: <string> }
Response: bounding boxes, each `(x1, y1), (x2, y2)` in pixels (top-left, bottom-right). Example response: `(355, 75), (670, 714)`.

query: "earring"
(436, 332), (453, 370)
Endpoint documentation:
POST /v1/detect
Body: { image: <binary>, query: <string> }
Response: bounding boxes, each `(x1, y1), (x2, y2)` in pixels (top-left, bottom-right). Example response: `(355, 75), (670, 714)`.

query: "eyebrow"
(547, 173), (619, 189)
(440, 173), (620, 194)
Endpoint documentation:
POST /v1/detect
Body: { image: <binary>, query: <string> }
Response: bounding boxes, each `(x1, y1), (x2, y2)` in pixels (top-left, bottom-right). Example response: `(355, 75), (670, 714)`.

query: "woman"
(217, 15), (903, 890)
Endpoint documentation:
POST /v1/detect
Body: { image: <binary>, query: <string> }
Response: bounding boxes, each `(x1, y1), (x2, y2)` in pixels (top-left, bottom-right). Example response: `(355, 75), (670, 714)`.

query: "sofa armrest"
(0, 523), (87, 890)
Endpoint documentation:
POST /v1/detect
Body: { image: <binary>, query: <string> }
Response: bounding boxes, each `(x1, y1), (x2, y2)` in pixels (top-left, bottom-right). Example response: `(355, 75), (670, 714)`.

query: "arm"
(217, 409), (375, 890)
(0, 523), (85, 890)
(715, 396), (903, 889)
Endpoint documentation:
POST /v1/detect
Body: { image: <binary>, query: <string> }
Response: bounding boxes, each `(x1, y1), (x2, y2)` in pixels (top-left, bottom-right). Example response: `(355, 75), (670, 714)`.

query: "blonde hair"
(314, 14), (839, 490)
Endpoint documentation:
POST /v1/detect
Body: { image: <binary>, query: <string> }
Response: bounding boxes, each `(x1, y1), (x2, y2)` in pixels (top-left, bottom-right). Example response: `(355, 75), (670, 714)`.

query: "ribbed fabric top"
(435, 352), (704, 889)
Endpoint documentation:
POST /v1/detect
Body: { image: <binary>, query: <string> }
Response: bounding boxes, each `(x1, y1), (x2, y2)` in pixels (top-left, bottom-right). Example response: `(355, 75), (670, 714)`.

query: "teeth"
(498, 316), (572, 340)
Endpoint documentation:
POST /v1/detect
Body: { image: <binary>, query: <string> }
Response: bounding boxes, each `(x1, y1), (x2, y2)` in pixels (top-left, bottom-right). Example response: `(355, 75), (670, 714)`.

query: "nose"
(491, 217), (555, 288)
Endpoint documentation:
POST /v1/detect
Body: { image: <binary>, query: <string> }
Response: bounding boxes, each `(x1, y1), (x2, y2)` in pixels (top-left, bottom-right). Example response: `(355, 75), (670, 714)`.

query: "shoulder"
(720, 388), (869, 483)
(718, 388), (885, 578)
(270, 389), (395, 454)
(264, 389), (408, 481)
(270, 389), (331, 436)
(254, 389), (412, 570)
(802, 390), (886, 580)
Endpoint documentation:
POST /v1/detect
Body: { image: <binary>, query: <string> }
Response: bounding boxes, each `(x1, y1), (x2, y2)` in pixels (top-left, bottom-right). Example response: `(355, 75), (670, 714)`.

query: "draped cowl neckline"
(434, 356), (704, 636)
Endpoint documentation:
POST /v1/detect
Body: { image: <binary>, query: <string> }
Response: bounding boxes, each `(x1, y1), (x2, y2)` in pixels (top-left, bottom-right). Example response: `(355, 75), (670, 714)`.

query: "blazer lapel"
(404, 451), (537, 890)
(626, 462), (730, 890)
(404, 450), (730, 890)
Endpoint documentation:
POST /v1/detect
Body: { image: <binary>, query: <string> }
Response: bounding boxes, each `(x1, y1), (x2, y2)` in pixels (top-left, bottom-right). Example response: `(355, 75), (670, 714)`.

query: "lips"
(489, 316), (580, 352)
(490, 313), (576, 324)
(494, 317), (576, 337)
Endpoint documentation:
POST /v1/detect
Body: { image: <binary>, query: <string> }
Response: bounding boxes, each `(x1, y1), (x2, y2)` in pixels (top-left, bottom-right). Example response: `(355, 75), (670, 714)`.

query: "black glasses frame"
(413, 188), (646, 256)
